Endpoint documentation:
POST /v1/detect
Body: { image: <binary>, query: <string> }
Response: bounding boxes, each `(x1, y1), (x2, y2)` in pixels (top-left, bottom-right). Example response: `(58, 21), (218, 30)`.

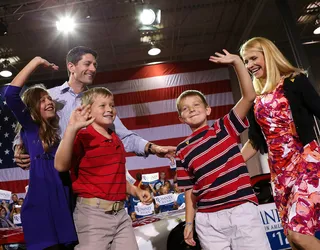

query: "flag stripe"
(94, 60), (224, 84)
(0, 179), (28, 194)
(114, 80), (231, 106)
(116, 92), (234, 120)
(95, 68), (229, 95)
(121, 105), (234, 130)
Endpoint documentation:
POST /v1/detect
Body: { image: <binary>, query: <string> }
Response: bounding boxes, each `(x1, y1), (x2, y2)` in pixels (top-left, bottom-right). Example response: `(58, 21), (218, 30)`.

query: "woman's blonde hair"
(15, 84), (60, 152)
(81, 87), (113, 105)
(240, 37), (304, 95)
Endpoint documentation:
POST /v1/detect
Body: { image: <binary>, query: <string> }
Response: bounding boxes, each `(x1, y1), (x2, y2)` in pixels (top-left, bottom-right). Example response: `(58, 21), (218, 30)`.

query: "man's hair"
(81, 87), (113, 106)
(239, 37), (304, 95)
(66, 46), (98, 75)
(176, 90), (208, 116)
(15, 84), (60, 152)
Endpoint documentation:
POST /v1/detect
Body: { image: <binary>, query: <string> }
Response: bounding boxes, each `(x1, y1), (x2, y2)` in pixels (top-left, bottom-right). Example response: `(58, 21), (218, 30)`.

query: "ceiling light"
(0, 59), (12, 77)
(139, 9), (161, 26)
(140, 9), (156, 25)
(148, 47), (161, 56)
(0, 70), (12, 77)
(56, 16), (75, 33)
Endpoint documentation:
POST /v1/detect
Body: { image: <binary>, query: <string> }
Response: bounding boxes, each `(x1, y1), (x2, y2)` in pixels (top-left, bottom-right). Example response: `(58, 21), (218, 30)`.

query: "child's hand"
(184, 223), (196, 246)
(209, 49), (241, 66)
(68, 105), (95, 131)
(137, 188), (153, 205)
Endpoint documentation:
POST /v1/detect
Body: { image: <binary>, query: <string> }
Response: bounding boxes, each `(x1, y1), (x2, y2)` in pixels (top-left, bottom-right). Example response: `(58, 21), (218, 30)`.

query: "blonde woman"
(240, 37), (320, 250)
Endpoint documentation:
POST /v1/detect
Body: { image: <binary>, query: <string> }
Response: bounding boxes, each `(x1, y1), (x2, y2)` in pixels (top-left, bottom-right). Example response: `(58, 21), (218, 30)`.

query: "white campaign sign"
(154, 194), (175, 206)
(13, 213), (21, 225)
(142, 173), (159, 183)
(0, 189), (11, 201)
(135, 202), (155, 216)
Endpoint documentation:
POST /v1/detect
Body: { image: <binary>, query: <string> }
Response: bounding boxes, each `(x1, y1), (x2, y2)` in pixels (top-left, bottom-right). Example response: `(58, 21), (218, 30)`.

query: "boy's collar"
(190, 124), (210, 137)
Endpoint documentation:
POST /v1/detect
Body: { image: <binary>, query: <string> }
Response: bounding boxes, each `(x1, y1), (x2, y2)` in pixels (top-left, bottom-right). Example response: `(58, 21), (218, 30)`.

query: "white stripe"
(96, 68), (230, 94)
(116, 92), (234, 119)
(0, 168), (29, 182)
(126, 154), (172, 170)
(131, 119), (216, 142)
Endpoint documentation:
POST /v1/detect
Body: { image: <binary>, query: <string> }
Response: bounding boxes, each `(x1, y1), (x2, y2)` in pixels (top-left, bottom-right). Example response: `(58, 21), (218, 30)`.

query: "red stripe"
(121, 104), (234, 130)
(114, 80), (231, 106)
(0, 180), (29, 194)
(94, 60), (225, 84)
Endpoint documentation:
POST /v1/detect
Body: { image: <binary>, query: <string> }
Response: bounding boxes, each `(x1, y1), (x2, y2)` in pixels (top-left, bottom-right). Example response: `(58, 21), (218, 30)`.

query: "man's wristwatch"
(148, 143), (154, 155)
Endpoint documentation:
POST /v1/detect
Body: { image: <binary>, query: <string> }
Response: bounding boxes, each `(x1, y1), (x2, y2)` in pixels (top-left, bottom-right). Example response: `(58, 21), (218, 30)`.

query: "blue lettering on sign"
(260, 209), (281, 225)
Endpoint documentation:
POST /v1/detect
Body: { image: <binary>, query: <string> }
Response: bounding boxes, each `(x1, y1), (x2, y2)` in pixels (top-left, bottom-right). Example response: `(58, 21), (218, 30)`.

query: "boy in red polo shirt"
(55, 87), (151, 250)
(176, 50), (271, 250)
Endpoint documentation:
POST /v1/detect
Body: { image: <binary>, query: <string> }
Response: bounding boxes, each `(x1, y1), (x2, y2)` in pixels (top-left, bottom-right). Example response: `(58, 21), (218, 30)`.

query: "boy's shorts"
(195, 202), (271, 250)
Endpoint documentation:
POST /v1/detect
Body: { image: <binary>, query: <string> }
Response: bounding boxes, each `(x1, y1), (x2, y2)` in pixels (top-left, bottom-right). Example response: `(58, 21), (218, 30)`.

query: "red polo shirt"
(70, 125), (126, 201)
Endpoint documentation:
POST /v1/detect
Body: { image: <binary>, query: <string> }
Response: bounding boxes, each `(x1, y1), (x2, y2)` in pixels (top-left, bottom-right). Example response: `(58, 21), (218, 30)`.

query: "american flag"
(0, 60), (234, 194)
(93, 60), (234, 179)
(0, 86), (29, 197)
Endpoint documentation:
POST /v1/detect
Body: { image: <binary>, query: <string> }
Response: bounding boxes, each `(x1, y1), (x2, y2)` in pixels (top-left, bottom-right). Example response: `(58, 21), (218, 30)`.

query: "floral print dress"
(254, 78), (320, 235)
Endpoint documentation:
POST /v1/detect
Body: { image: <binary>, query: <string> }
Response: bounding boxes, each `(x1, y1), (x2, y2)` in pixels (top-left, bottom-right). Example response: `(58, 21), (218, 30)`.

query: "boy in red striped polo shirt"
(176, 50), (271, 250)
(55, 87), (151, 250)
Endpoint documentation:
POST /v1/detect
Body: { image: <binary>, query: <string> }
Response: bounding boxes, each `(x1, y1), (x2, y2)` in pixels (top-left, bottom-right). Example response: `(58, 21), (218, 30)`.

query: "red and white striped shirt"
(176, 109), (258, 213)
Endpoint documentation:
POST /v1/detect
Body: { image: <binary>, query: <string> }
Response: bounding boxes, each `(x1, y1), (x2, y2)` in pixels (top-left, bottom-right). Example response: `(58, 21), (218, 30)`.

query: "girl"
(4, 57), (78, 250)
(240, 37), (320, 250)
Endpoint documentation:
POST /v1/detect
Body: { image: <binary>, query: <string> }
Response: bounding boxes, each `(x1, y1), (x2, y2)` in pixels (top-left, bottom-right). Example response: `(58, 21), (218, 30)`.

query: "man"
(14, 46), (176, 168)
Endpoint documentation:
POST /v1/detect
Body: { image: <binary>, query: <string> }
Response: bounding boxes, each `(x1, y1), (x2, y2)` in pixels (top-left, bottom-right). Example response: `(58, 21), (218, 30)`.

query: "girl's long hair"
(15, 84), (60, 152)
(240, 37), (304, 95)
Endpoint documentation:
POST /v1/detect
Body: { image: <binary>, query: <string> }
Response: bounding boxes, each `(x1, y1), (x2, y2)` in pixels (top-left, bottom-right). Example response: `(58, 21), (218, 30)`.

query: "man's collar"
(59, 81), (89, 94)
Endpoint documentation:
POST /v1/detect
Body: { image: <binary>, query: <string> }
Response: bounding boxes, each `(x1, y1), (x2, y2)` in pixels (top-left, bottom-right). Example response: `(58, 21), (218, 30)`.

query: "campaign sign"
(13, 213), (22, 225)
(154, 194), (175, 206)
(142, 173), (159, 185)
(258, 203), (290, 250)
(0, 189), (11, 202)
(135, 202), (155, 217)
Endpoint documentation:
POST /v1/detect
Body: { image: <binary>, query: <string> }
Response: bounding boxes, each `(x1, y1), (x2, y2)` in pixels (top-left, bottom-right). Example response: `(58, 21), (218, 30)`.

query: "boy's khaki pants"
(73, 201), (138, 250)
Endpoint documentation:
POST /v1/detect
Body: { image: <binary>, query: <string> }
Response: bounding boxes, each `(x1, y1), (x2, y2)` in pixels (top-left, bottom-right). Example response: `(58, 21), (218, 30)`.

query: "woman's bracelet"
(185, 222), (193, 226)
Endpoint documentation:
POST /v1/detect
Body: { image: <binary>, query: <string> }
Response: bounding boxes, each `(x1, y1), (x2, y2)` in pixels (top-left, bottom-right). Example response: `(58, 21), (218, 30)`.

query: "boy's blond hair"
(176, 90), (208, 116)
(81, 87), (113, 105)
(239, 37), (304, 95)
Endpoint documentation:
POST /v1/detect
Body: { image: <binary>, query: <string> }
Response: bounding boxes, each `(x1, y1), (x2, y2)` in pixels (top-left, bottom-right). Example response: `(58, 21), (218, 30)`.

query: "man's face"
(12, 195), (18, 202)
(160, 172), (166, 180)
(68, 53), (97, 86)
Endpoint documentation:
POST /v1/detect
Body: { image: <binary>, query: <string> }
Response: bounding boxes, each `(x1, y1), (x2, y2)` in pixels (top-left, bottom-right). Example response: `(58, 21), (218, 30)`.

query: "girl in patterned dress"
(239, 37), (320, 250)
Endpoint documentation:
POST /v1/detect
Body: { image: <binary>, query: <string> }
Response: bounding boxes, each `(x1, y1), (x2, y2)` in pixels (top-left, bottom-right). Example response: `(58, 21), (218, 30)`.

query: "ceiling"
(0, 0), (319, 86)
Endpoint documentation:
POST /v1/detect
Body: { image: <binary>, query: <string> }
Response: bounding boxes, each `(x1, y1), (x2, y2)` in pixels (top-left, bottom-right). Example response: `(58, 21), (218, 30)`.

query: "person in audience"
(0, 205), (13, 227)
(55, 87), (152, 250)
(164, 180), (174, 193)
(155, 186), (176, 213)
(159, 171), (166, 184)
(4, 57), (78, 250)
(17, 198), (24, 206)
(240, 37), (320, 250)
(8, 194), (18, 212)
(175, 50), (271, 250)
(13, 46), (176, 172)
